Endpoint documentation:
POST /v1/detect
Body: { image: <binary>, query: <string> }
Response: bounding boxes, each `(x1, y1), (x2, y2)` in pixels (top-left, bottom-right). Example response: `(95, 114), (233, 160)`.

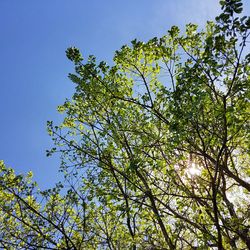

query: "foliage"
(1, 0), (250, 249)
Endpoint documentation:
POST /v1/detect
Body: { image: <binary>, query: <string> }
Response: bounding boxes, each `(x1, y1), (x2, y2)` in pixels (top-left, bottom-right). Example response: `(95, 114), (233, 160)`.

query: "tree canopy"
(0, 0), (250, 249)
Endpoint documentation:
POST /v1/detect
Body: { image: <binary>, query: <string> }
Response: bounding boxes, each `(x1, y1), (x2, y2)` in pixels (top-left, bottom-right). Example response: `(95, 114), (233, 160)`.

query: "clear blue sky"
(0, 1), (249, 189)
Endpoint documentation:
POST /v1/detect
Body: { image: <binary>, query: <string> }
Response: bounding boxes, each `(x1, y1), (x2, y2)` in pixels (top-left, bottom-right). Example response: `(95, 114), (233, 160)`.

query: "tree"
(1, 0), (250, 249)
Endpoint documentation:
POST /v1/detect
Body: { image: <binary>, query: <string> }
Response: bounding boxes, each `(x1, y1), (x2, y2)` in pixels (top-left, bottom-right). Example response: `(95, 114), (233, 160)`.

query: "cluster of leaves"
(0, 161), (95, 249)
(1, 0), (249, 249)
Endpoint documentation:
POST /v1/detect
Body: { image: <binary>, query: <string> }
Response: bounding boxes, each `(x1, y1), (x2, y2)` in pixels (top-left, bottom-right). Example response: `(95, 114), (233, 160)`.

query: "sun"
(186, 163), (201, 177)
